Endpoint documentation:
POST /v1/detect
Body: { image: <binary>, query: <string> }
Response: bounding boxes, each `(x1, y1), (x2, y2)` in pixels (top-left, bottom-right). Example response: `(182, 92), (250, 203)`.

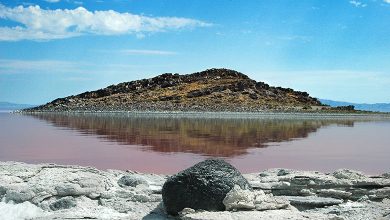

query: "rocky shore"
(1, 161), (389, 220)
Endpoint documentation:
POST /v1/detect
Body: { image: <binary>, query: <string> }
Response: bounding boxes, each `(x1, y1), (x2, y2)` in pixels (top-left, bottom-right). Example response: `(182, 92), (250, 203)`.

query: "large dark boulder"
(162, 159), (252, 215)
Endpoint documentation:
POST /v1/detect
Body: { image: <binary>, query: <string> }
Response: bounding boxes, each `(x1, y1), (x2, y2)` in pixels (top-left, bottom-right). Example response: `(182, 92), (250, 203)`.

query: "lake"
(0, 112), (389, 174)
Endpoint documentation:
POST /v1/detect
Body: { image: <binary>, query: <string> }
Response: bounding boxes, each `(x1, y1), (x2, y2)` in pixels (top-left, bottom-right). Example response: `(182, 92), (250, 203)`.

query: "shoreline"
(1, 161), (389, 219)
(15, 110), (390, 120)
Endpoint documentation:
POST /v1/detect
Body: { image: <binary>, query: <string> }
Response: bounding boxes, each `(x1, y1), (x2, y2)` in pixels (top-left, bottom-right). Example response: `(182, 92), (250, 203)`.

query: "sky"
(0, 0), (389, 105)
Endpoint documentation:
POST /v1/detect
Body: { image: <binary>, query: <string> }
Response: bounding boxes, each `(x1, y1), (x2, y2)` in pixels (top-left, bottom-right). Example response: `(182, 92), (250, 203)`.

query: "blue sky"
(0, 0), (389, 104)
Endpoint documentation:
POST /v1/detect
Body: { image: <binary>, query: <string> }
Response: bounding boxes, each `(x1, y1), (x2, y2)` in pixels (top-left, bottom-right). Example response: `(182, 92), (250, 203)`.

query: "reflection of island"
(29, 114), (355, 157)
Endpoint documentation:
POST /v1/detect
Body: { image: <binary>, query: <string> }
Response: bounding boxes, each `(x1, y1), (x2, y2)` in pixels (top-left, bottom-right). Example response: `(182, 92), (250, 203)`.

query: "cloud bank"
(0, 4), (211, 41)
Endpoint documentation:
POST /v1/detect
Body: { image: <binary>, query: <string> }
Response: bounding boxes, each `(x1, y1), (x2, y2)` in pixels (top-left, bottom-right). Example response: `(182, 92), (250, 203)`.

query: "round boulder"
(49, 196), (77, 211)
(118, 175), (148, 187)
(162, 159), (252, 215)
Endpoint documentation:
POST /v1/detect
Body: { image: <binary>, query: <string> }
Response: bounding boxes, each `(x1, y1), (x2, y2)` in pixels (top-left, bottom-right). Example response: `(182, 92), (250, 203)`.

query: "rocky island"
(24, 68), (339, 113)
(1, 160), (389, 220)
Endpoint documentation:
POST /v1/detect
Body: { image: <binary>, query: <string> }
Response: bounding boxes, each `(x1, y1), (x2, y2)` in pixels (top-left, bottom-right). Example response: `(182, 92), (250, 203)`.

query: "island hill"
(26, 68), (352, 112)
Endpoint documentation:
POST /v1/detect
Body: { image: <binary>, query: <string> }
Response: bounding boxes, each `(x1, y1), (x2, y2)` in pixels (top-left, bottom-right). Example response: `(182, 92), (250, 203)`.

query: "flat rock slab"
(280, 196), (343, 209)
(180, 209), (333, 220)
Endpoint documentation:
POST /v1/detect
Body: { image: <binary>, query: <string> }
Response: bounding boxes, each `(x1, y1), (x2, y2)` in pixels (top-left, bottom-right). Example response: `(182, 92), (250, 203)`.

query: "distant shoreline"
(15, 110), (390, 119)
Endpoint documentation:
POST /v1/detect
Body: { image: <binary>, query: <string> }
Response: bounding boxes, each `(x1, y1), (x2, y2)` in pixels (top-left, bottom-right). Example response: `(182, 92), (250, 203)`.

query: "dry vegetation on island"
(26, 68), (343, 112)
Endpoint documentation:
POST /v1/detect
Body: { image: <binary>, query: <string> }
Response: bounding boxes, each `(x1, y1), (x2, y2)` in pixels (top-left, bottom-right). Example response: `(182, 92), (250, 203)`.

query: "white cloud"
(0, 59), (168, 75)
(0, 59), (85, 74)
(349, 0), (367, 7)
(0, 27), (80, 41)
(0, 4), (211, 41)
(120, 49), (177, 55)
(45, 0), (61, 3)
(384, 0), (390, 4)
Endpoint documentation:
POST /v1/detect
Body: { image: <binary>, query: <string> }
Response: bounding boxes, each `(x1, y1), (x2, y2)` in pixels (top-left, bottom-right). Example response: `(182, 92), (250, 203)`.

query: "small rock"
(255, 193), (290, 211)
(300, 189), (315, 196)
(258, 172), (269, 177)
(88, 192), (100, 199)
(49, 196), (77, 211)
(349, 188), (372, 200)
(31, 192), (53, 205)
(357, 195), (370, 202)
(162, 159), (252, 215)
(223, 185), (255, 211)
(5, 189), (35, 203)
(187, 89), (211, 98)
(277, 169), (291, 176)
(55, 184), (83, 196)
(333, 169), (366, 180)
(369, 187), (390, 200)
(118, 175), (148, 187)
(0, 186), (6, 197)
(289, 176), (317, 186)
(318, 189), (352, 199)
(249, 93), (258, 100)
(179, 208), (196, 216)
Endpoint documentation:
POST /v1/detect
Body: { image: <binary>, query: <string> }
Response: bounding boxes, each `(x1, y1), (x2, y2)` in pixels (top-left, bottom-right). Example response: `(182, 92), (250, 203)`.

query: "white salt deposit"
(0, 198), (47, 220)
(0, 161), (389, 219)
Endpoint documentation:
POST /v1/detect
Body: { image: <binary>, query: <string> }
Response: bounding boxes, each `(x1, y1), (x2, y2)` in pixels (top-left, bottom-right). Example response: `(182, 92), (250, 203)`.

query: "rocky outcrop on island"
(1, 161), (389, 220)
(25, 68), (327, 112)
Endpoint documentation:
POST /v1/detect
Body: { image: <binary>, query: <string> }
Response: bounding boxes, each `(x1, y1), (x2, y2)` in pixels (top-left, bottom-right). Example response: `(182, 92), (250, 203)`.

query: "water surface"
(0, 112), (389, 174)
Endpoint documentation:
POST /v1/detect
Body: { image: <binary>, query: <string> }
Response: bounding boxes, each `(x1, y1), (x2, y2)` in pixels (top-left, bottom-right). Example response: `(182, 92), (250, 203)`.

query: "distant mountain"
(25, 68), (326, 112)
(0, 102), (36, 111)
(320, 99), (390, 113)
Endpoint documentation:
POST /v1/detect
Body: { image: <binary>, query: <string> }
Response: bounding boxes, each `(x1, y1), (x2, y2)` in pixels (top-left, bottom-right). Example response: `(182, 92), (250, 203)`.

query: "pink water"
(0, 113), (389, 174)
